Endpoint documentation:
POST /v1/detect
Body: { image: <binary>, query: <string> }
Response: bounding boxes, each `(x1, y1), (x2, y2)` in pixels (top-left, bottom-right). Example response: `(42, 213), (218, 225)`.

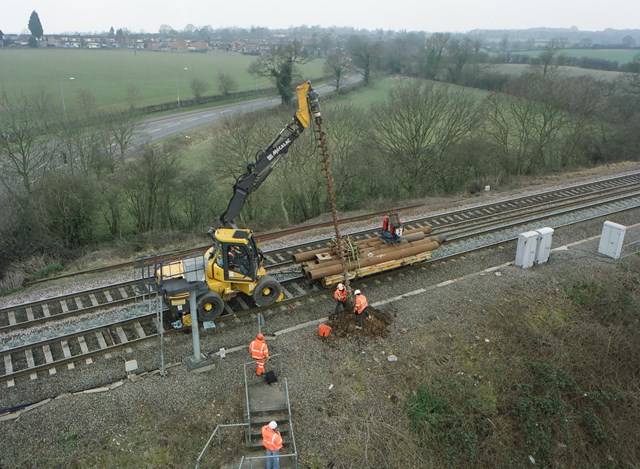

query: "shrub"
(406, 380), (481, 467)
(27, 262), (64, 281)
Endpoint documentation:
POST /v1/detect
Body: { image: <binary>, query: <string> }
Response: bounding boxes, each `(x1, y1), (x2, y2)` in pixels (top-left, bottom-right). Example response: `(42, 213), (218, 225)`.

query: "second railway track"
(2, 172), (640, 387)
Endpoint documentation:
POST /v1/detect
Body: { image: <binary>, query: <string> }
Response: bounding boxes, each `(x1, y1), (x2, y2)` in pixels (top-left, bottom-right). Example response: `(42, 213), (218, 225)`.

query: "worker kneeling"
(249, 333), (270, 376)
(381, 215), (403, 245)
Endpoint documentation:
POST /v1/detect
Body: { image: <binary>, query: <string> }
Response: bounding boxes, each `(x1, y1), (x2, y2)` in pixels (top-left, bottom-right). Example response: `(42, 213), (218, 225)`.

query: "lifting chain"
(314, 117), (352, 293)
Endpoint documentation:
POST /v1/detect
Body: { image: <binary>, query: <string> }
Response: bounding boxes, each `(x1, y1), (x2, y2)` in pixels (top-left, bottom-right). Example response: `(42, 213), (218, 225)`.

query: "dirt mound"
(325, 306), (393, 338)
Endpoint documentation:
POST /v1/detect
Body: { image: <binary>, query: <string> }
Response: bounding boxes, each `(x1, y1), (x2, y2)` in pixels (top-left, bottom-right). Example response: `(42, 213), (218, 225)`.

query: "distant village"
(1, 26), (638, 54)
(0, 32), (291, 54)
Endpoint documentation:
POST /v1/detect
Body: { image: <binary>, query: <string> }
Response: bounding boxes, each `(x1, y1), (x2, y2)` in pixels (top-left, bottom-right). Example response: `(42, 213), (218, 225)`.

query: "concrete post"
(189, 292), (201, 362)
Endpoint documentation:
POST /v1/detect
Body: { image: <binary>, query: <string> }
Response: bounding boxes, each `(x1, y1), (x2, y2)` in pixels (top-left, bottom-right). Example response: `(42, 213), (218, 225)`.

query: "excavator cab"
(208, 228), (260, 283)
(158, 227), (283, 328)
(204, 227), (283, 309)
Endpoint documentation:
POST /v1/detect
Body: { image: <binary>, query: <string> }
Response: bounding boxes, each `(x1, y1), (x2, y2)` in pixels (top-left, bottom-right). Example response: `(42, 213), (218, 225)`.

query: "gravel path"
(1, 163), (639, 468)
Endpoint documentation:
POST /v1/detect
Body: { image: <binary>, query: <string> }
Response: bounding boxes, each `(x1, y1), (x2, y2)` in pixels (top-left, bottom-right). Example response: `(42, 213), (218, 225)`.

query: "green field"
(0, 48), (326, 111)
(492, 63), (623, 81)
(332, 76), (399, 107)
(515, 48), (638, 64)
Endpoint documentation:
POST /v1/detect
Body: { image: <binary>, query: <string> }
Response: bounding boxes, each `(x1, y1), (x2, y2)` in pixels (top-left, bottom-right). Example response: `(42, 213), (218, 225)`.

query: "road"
(134, 79), (357, 145)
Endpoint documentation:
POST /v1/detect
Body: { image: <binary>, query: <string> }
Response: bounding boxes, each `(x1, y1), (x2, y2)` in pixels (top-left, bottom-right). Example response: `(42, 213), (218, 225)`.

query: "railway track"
(2, 172), (640, 387)
(6, 173), (640, 334)
(0, 280), (151, 333)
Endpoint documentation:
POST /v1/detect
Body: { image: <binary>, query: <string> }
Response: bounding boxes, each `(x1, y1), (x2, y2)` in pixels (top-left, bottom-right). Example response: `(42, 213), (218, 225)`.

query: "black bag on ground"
(264, 370), (277, 385)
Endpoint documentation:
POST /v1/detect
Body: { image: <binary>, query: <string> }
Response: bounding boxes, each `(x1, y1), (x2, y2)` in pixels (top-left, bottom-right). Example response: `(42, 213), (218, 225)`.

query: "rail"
(195, 423), (249, 469)
(238, 452), (298, 468)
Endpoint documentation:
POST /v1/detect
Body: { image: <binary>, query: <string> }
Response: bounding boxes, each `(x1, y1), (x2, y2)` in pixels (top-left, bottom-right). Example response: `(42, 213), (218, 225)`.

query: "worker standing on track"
(249, 333), (270, 376)
(353, 289), (370, 329)
(262, 420), (283, 469)
(332, 282), (349, 317)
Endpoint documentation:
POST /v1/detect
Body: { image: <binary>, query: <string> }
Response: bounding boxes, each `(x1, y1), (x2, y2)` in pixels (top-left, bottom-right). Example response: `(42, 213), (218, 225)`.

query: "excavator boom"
(219, 81), (321, 228)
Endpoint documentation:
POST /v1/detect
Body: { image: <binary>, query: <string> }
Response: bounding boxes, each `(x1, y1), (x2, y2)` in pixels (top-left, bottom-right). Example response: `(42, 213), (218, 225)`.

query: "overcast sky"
(3, 0), (639, 35)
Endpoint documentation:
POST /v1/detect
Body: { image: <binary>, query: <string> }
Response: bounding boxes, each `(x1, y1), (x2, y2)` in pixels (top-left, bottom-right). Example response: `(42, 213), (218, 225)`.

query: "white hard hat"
(269, 421), (277, 429)
(354, 289), (361, 295)
(337, 283), (344, 290)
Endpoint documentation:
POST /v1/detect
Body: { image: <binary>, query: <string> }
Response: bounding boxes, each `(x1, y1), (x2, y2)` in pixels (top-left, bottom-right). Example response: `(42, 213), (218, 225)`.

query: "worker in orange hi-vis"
(332, 282), (349, 317)
(262, 421), (283, 469)
(249, 332), (270, 376)
(353, 289), (370, 329)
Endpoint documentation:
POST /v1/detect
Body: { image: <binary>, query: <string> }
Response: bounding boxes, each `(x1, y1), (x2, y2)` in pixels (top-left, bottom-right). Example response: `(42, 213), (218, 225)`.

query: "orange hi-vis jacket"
(354, 294), (369, 314)
(262, 425), (283, 451)
(334, 287), (348, 303)
(250, 338), (269, 360)
(382, 217), (396, 235)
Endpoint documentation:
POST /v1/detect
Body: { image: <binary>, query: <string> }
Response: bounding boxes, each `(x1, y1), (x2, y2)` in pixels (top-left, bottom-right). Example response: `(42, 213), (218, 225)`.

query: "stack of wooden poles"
(294, 225), (446, 285)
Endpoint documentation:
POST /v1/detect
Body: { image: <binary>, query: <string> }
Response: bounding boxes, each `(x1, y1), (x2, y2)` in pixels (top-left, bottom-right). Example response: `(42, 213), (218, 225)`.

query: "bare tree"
(216, 71), (237, 96)
(323, 51), (350, 91)
(346, 35), (381, 85)
(369, 79), (480, 194)
(209, 115), (263, 223)
(108, 112), (138, 164)
(124, 84), (141, 110)
(248, 40), (311, 105)
(483, 91), (539, 175)
(179, 167), (219, 229)
(57, 121), (104, 174)
(0, 92), (58, 200)
(483, 72), (580, 174)
(121, 143), (181, 232)
(190, 78), (209, 103)
(421, 33), (451, 80)
(97, 173), (124, 238)
(443, 37), (471, 84)
(381, 32), (426, 76)
(75, 89), (98, 119)
(619, 53), (640, 95)
(318, 103), (367, 207)
(532, 39), (563, 78)
(35, 170), (97, 248)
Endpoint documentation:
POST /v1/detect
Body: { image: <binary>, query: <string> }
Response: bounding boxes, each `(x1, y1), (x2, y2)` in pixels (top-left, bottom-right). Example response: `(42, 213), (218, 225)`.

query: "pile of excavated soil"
(326, 306), (394, 339)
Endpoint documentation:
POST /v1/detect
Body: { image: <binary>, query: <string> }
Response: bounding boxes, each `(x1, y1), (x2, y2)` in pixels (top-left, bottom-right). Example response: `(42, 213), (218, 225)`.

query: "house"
(188, 39), (209, 51)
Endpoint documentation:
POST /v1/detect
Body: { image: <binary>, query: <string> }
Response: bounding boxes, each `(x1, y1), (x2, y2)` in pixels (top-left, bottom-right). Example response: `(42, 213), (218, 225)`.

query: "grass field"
(0, 48), (326, 111)
(492, 63), (623, 81)
(332, 76), (400, 107)
(514, 48), (638, 64)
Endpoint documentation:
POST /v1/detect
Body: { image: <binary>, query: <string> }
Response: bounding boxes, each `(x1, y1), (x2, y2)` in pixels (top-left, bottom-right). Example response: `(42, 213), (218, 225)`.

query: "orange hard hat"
(256, 333), (264, 340)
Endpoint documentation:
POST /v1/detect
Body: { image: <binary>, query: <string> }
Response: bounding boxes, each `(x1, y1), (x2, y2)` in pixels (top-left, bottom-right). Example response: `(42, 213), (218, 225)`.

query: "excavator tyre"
(197, 291), (225, 321)
(252, 275), (282, 307)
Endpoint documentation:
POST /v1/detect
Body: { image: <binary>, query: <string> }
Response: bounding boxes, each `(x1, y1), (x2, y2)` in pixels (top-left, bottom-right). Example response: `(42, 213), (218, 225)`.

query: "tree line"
(0, 38), (639, 287)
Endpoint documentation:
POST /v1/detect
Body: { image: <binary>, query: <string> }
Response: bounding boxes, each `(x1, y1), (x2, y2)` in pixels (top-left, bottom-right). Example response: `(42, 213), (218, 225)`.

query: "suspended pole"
(314, 116), (352, 298)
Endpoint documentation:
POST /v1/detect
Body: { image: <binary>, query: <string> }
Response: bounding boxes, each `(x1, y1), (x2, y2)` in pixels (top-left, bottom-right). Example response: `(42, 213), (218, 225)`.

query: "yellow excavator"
(157, 81), (322, 327)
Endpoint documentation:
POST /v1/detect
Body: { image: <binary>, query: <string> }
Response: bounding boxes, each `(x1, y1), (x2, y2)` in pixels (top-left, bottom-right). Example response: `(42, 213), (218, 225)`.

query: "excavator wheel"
(197, 291), (225, 321)
(253, 275), (282, 307)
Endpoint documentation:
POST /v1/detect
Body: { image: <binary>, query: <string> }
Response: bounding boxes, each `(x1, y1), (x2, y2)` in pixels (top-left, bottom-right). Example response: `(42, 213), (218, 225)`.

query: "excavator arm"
(219, 81), (322, 228)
